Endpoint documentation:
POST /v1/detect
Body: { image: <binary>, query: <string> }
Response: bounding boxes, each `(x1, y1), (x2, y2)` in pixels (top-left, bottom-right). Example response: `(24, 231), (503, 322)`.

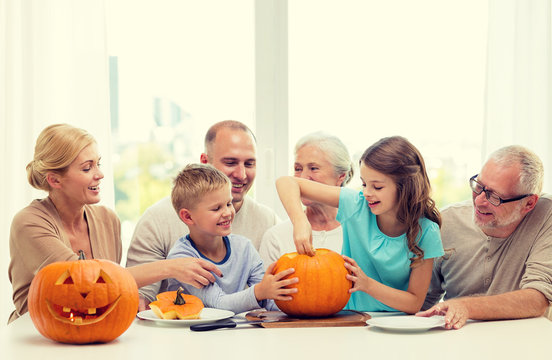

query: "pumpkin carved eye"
(54, 269), (113, 285)
(96, 270), (113, 284)
(55, 270), (73, 285)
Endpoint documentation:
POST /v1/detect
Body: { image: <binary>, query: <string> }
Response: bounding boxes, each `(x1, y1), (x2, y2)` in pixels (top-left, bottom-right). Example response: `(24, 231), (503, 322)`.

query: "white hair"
(294, 131), (354, 186)
(488, 145), (543, 194)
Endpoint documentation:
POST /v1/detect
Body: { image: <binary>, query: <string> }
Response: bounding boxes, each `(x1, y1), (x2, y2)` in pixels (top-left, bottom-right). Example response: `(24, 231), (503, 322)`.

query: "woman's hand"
(293, 215), (315, 256)
(169, 257), (223, 288)
(254, 262), (298, 301)
(343, 255), (374, 294)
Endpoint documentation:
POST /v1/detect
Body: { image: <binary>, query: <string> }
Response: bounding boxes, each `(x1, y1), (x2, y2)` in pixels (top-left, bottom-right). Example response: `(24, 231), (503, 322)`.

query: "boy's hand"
(138, 295), (150, 312)
(254, 262), (299, 301)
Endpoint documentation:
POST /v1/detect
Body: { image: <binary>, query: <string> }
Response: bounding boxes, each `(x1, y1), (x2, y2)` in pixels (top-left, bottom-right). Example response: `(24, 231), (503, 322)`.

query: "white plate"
(137, 308), (235, 326)
(366, 315), (445, 332)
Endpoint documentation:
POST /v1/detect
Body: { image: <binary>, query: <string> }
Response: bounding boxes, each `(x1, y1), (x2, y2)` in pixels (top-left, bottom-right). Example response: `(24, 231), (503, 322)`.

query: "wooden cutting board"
(245, 310), (370, 328)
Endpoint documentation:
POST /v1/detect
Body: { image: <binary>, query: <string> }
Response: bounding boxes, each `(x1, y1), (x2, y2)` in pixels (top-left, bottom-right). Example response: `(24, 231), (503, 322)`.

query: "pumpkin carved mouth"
(45, 296), (121, 325)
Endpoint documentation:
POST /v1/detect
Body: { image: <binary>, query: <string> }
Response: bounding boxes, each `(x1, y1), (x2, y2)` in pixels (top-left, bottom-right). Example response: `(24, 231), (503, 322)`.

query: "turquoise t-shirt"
(337, 187), (444, 312)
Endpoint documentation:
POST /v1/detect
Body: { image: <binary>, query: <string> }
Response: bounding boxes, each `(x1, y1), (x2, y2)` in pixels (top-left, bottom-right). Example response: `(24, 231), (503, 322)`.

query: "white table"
(2, 313), (551, 359)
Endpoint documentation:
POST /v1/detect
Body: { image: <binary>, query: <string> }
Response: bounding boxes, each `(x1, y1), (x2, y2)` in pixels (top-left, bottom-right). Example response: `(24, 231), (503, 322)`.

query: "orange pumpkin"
(272, 248), (352, 317)
(149, 287), (204, 320)
(28, 252), (139, 344)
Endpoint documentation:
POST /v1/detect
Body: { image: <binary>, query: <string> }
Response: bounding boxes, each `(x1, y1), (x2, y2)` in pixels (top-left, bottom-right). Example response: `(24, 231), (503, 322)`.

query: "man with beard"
(418, 145), (552, 329)
(126, 120), (279, 311)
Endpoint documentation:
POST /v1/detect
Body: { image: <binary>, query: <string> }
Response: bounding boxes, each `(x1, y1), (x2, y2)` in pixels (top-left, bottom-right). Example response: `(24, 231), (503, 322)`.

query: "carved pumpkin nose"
(80, 292), (90, 299)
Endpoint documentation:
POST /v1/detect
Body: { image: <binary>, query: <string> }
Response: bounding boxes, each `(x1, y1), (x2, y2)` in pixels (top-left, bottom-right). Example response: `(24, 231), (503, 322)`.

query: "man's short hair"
(203, 120), (256, 155)
(171, 163), (231, 212)
(488, 145), (544, 195)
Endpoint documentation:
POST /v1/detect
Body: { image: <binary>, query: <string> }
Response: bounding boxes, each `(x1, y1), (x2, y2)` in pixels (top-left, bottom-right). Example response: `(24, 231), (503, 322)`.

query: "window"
(288, 0), (488, 208)
(106, 0), (489, 254)
(106, 1), (255, 253)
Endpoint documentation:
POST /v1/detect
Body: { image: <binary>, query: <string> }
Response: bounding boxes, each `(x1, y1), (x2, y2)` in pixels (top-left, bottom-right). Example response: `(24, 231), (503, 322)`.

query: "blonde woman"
(8, 124), (221, 323)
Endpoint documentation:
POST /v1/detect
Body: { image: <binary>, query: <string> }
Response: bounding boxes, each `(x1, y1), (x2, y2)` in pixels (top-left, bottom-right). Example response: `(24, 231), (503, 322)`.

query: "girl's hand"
(343, 255), (373, 294)
(254, 262), (299, 301)
(293, 216), (315, 256)
(171, 258), (223, 288)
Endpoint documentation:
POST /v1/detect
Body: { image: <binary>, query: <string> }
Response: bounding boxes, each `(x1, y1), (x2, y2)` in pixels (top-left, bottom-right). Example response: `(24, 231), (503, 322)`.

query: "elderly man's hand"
(416, 299), (469, 329)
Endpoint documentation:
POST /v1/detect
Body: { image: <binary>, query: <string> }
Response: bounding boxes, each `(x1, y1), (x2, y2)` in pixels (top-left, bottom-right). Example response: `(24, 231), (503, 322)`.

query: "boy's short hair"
(171, 163), (231, 212)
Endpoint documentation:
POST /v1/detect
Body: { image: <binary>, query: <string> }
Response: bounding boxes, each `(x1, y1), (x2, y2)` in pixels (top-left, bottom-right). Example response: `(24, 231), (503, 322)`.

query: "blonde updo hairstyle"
(26, 124), (96, 192)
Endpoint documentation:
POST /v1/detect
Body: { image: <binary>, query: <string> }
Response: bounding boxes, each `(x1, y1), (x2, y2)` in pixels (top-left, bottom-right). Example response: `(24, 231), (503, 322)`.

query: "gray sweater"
(423, 195), (552, 309)
(168, 234), (276, 314)
(125, 196), (279, 302)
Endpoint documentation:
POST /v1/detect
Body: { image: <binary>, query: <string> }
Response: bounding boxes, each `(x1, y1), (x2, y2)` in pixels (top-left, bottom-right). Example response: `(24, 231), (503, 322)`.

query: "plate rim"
(137, 308), (235, 326)
(366, 315), (445, 331)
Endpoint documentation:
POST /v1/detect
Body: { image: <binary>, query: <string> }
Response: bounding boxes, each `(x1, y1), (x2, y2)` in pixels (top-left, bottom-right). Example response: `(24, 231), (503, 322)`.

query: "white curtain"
(0, 0), (113, 323)
(483, 0), (552, 192)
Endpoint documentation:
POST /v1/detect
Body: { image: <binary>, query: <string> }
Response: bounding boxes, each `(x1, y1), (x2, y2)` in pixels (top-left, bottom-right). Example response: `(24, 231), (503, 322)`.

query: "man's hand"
(416, 299), (469, 329)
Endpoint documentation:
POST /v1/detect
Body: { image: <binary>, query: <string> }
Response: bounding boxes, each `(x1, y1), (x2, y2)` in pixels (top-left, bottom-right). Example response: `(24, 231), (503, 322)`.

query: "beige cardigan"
(8, 197), (121, 323)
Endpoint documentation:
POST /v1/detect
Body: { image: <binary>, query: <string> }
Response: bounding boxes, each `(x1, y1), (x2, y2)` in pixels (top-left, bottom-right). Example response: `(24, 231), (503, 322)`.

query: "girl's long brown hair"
(360, 136), (441, 267)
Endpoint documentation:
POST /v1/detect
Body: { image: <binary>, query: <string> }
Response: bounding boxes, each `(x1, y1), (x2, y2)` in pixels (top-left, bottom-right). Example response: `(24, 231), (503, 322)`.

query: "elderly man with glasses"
(418, 145), (552, 329)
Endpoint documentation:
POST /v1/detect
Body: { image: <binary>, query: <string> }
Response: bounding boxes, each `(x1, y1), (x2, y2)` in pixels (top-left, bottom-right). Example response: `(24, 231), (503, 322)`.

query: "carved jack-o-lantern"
(28, 253), (139, 344)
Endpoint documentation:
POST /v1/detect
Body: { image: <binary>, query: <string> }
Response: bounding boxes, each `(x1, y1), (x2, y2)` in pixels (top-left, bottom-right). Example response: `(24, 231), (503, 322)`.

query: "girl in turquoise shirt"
(276, 136), (444, 314)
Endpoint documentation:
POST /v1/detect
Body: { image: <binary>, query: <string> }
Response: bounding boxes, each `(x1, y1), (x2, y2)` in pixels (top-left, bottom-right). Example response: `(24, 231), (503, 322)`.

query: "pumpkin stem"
(77, 250), (86, 260)
(174, 287), (187, 305)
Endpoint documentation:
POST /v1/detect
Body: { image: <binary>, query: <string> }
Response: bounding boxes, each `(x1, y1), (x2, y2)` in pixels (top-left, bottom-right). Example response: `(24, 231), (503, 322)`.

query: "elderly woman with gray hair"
(259, 132), (354, 267)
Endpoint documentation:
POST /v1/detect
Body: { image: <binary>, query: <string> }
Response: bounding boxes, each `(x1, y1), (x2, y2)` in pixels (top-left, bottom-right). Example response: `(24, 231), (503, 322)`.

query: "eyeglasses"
(469, 174), (532, 207)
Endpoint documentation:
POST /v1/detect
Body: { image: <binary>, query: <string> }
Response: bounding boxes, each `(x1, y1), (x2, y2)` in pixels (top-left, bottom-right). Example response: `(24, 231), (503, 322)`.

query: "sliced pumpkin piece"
(149, 287), (204, 320)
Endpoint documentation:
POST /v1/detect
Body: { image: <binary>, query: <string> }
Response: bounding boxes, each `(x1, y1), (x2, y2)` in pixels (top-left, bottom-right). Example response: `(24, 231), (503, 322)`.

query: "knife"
(190, 318), (280, 331)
